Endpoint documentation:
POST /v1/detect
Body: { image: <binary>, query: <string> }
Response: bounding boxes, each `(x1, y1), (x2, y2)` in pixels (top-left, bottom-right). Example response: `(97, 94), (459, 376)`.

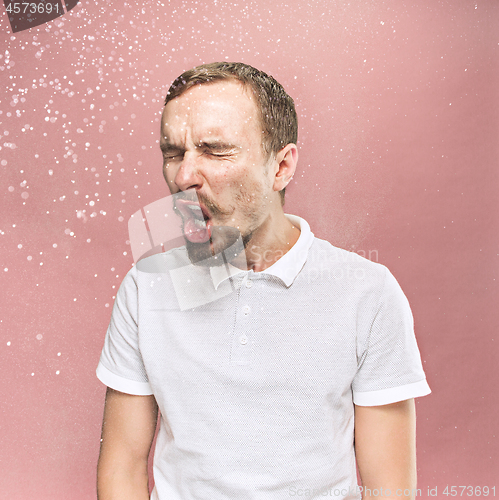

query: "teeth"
(188, 204), (201, 211)
(193, 218), (206, 228)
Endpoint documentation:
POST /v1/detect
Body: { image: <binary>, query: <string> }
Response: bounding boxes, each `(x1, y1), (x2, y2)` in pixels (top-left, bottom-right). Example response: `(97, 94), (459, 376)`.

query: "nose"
(172, 152), (203, 192)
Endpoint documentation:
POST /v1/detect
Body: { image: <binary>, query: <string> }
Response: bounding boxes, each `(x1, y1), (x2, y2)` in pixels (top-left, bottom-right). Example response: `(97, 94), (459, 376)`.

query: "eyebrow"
(198, 141), (241, 152)
(160, 140), (241, 153)
(160, 141), (184, 154)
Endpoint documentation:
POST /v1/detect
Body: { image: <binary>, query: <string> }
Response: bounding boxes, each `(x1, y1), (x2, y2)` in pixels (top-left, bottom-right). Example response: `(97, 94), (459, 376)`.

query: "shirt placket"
(230, 273), (255, 365)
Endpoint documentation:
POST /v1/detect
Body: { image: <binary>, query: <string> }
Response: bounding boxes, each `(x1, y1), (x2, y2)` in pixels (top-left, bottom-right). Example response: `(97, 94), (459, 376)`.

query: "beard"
(184, 225), (247, 267)
(174, 191), (248, 267)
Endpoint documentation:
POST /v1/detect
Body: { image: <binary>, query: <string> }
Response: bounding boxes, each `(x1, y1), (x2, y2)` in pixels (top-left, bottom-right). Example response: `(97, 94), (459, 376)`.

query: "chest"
(137, 274), (360, 403)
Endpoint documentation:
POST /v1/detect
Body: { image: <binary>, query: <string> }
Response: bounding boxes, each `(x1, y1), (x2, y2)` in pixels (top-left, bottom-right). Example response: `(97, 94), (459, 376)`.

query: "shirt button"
(242, 305), (251, 314)
(245, 280), (253, 288)
(239, 335), (248, 345)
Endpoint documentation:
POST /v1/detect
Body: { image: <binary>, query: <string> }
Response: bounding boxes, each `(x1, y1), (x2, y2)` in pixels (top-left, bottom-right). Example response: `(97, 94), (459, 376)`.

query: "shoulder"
(135, 246), (190, 273)
(307, 237), (389, 284)
(118, 246), (191, 291)
(302, 237), (412, 312)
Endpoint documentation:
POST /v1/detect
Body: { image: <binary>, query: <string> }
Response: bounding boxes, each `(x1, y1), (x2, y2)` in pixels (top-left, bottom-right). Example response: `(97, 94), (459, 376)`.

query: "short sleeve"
(352, 268), (431, 406)
(96, 268), (153, 395)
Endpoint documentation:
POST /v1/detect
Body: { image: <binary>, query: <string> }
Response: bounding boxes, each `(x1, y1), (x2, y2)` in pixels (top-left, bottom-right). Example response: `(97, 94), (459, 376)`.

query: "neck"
(232, 212), (301, 272)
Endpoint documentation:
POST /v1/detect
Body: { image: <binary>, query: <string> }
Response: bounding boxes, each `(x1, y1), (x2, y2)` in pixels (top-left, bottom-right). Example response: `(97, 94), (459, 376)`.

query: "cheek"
(208, 165), (241, 190)
(234, 176), (269, 205)
(208, 162), (269, 200)
(162, 164), (179, 192)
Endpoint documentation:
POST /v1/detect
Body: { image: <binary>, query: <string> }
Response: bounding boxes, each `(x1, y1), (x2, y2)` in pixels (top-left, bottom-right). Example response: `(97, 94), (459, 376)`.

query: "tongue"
(183, 217), (211, 243)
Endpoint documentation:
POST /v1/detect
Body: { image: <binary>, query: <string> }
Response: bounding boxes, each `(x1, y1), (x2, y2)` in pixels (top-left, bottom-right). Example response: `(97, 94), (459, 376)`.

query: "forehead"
(161, 80), (260, 140)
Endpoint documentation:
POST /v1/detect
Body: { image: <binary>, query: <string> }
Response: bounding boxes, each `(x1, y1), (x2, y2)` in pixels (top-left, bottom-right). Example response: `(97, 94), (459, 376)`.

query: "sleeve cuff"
(96, 363), (153, 396)
(353, 379), (431, 406)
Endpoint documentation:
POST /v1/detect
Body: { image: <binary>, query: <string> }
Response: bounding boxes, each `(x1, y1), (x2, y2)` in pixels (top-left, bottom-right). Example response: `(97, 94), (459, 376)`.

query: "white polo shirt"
(97, 215), (430, 500)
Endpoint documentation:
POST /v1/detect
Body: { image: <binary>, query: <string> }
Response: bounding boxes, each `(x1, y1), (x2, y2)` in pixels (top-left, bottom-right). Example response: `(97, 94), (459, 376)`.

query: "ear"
(272, 143), (298, 193)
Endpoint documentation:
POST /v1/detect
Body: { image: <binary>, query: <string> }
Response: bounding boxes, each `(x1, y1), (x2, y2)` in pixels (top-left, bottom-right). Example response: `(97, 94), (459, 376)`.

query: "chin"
(184, 226), (245, 267)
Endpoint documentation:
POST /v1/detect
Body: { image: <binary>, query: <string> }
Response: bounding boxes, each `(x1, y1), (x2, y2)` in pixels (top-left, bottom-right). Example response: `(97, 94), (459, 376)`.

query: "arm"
(97, 387), (158, 500)
(354, 399), (417, 500)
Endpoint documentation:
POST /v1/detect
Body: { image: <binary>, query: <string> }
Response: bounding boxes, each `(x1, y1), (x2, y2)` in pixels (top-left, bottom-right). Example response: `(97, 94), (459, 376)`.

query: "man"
(96, 62), (430, 500)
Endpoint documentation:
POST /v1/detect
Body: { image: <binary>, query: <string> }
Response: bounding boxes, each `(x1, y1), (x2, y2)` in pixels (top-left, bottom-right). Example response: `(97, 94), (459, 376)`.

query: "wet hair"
(164, 62), (298, 203)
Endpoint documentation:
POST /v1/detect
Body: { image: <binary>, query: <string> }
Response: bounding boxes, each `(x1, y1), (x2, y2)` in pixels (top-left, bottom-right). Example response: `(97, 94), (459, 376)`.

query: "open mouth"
(174, 198), (212, 244)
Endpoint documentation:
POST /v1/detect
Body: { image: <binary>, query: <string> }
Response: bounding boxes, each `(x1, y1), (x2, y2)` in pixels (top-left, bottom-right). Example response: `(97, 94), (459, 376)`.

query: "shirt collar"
(210, 215), (314, 289)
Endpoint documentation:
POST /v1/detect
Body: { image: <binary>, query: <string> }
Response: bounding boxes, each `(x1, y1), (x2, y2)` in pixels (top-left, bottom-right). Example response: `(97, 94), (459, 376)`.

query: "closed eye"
(206, 151), (234, 158)
(162, 149), (184, 162)
(199, 142), (239, 158)
(163, 154), (183, 160)
(160, 140), (184, 161)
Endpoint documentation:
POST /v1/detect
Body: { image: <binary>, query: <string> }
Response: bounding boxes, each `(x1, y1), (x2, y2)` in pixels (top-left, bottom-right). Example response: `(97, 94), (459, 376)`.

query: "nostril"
(173, 156), (203, 189)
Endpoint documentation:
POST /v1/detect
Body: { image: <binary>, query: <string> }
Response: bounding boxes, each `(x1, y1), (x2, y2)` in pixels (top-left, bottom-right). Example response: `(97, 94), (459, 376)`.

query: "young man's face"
(160, 80), (279, 263)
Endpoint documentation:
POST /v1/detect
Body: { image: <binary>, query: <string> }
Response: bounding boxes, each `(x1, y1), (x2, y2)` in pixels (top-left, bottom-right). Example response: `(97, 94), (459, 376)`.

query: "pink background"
(1, 1), (497, 498)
